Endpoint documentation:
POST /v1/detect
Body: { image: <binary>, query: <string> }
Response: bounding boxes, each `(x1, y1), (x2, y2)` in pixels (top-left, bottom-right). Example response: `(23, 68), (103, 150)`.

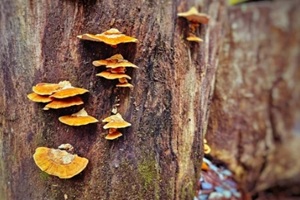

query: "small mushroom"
(105, 128), (123, 140)
(186, 35), (203, 43)
(33, 146), (88, 179)
(96, 71), (131, 80)
(27, 93), (52, 103)
(77, 28), (138, 48)
(177, 7), (210, 24)
(59, 108), (98, 126)
(102, 113), (131, 129)
(43, 96), (84, 110)
(92, 54), (138, 69)
(32, 83), (61, 95)
(204, 143), (211, 154)
(116, 83), (134, 88)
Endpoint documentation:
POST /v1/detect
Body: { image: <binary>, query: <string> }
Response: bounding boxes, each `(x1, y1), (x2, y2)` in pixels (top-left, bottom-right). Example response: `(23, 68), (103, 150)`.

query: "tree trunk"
(206, 0), (300, 198)
(0, 0), (223, 199)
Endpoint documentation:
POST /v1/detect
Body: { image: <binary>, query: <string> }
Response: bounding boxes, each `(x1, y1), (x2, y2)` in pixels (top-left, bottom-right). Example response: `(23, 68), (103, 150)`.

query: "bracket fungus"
(59, 108), (98, 126)
(93, 54), (137, 88)
(33, 145), (88, 179)
(43, 96), (84, 110)
(102, 113), (131, 140)
(50, 81), (88, 99)
(177, 6), (210, 43)
(77, 28), (138, 48)
(105, 128), (123, 140)
(27, 93), (52, 103)
(92, 54), (138, 69)
(32, 83), (61, 95)
(28, 81), (88, 110)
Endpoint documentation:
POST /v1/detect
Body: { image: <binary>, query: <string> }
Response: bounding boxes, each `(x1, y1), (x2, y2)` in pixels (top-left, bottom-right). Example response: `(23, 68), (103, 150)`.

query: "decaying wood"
(0, 0), (224, 199)
(206, 0), (300, 197)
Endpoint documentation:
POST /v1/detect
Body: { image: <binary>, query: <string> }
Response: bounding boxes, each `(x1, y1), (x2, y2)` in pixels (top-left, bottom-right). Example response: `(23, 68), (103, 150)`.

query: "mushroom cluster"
(93, 54), (138, 88)
(102, 113), (131, 140)
(27, 80), (88, 110)
(33, 144), (88, 179)
(28, 81), (98, 126)
(177, 7), (210, 43)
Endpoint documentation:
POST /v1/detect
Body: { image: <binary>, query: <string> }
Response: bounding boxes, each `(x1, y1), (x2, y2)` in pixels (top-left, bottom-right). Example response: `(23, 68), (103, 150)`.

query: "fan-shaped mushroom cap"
(102, 113), (123, 123)
(109, 67), (126, 74)
(33, 146), (88, 179)
(43, 96), (84, 110)
(105, 130), (123, 140)
(77, 28), (138, 47)
(51, 88), (89, 99)
(32, 83), (60, 95)
(27, 93), (52, 103)
(116, 83), (134, 88)
(186, 35), (203, 42)
(177, 7), (210, 24)
(102, 113), (131, 129)
(92, 54), (138, 69)
(96, 71), (131, 80)
(59, 108), (98, 126)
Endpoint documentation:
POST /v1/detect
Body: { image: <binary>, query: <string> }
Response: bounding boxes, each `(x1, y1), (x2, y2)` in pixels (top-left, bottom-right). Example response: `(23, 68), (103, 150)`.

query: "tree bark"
(206, 0), (300, 197)
(0, 0), (224, 199)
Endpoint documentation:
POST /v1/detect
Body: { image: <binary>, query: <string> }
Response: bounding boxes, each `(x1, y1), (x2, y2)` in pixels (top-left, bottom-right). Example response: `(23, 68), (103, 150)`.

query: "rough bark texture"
(206, 0), (300, 198)
(0, 0), (224, 199)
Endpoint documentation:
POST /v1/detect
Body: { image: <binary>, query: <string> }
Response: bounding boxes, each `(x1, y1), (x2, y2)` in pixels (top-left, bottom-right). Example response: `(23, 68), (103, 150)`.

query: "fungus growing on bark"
(96, 71), (131, 80)
(77, 28), (138, 48)
(43, 96), (84, 110)
(93, 54), (137, 87)
(186, 35), (203, 43)
(32, 83), (60, 95)
(177, 7), (210, 42)
(92, 54), (138, 69)
(50, 81), (88, 99)
(102, 113), (131, 140)
(177, 7), (210, 24)
(116, 82), (134, 88)
(105, 128), (123, 140)
(33, 145), (88, 179)
(59, 108), (98, 126)
(27, 93), (52, 103)
(102, 113), (131, 129)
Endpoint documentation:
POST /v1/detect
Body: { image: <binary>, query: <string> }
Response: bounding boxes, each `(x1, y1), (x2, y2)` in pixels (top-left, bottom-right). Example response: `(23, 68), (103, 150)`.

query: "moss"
(137, 159), (156, 189)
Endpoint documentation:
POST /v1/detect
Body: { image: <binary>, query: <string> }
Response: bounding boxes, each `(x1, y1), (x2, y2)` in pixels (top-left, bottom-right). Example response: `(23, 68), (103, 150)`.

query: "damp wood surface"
(0, 0), (299, 200)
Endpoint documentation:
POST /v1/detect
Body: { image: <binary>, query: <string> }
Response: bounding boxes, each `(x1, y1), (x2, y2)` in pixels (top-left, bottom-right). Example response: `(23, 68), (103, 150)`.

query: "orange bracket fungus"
(33, 145), (88, 179)
(177, 6), (210, 43)
(102, 113), (131, 140)
(27, 93), (52, 103)
(92, 54), (138, 69)
(59, 108), (98, 126)
(32, 83), (61, 95)
(43, 96), (84, 110)
(77, 28), (138, 48)
(93, 54), (137, 88)
(50, 81), (88, 99)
